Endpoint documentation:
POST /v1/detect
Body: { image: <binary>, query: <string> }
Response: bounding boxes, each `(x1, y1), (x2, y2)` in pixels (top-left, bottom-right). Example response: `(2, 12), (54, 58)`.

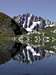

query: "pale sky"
(0, 0), (56, 21)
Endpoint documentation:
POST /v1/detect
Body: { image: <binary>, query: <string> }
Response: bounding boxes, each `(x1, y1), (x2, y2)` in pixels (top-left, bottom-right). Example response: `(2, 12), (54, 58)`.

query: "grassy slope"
(18, 26), (56, 51)
(0, 12), (15, 52)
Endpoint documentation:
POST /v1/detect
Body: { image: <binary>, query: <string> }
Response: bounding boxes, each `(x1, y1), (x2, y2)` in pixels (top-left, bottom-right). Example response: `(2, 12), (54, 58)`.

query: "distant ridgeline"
(13, 13), (55, 32)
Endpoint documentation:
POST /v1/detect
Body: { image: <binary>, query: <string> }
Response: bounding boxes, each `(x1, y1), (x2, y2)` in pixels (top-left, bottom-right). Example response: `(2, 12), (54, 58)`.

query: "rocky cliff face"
(14, 13), (54, 32)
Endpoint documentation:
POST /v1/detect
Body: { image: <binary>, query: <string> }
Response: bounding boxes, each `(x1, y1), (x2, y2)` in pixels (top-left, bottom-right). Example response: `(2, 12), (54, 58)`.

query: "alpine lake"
(0, 27), (56, 75)
(0, 13), (56, 75)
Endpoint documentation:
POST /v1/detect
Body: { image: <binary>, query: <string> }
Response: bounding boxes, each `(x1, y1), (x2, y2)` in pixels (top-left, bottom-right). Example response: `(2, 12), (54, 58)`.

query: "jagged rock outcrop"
(14, 13), (55, 32)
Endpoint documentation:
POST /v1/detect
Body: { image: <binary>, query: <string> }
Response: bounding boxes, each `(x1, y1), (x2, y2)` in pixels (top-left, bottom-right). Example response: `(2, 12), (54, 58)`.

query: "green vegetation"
(18, 26), (56, 51)
(0, 12), (56, 64)
(0, 12), (56, 53)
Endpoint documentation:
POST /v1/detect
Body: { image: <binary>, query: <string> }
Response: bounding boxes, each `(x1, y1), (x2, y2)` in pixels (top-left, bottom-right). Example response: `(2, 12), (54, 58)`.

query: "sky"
(0, 0), (56, 21)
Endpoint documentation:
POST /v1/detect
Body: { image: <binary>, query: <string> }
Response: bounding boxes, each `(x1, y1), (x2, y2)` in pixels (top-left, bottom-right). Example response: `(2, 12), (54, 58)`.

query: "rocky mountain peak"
(14, 13), (54, 32)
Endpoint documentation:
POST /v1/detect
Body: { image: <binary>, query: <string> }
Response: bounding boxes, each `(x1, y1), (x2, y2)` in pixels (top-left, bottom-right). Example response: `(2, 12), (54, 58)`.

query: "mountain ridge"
(13, 13), (55, 32)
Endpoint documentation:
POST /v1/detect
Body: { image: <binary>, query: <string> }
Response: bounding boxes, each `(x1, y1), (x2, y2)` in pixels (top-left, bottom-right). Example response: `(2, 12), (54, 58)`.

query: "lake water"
(0, 41), (56, 75)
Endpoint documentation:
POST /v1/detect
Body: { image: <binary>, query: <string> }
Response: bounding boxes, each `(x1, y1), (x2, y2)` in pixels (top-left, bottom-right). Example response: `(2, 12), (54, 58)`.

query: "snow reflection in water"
(13, 42), (56, 64)
(0, 42), (56, 64)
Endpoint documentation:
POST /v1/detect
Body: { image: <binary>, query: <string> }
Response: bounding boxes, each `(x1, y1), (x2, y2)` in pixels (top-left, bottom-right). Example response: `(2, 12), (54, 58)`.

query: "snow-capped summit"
(14, 13), (55, 32)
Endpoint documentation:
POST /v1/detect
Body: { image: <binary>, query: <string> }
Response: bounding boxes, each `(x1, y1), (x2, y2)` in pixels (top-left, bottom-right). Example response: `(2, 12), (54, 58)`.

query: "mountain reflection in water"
(0, 42), (56, 64)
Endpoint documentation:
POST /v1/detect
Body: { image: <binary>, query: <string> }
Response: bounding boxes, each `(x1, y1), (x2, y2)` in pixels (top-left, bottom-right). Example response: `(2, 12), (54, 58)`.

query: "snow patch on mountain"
(14, 13), (55, 32)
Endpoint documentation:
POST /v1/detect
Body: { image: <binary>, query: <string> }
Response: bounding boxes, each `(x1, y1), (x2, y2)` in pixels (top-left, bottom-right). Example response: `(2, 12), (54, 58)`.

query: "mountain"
(0, 12), (28, 55)
(0, 12), (56, 64)
(0, 12), (27, 36)
(13, 13), (55, 32)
